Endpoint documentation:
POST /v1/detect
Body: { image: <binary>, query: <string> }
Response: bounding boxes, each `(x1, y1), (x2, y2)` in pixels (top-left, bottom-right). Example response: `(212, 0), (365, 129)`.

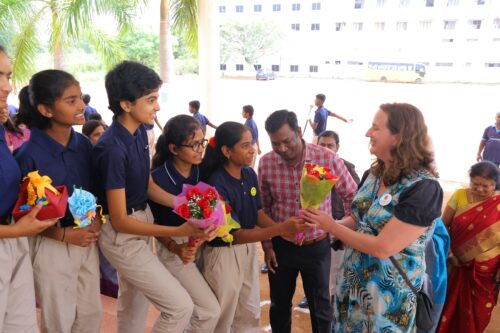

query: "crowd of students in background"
(1, 44), (499, 333)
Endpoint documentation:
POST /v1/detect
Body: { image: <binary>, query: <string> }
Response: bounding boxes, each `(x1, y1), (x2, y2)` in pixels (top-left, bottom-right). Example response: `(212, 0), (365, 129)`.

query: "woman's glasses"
(180, 139), (208, 151)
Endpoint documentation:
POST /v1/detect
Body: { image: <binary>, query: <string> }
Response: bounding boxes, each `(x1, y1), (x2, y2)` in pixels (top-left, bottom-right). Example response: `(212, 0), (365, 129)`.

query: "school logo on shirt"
(250, 187), (257, 197)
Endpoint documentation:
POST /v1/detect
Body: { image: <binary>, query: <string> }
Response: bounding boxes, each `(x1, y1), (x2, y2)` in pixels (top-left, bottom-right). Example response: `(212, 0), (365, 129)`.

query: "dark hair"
(2, 113), (23, 135)
(0, 44), (6, 55)
(152, 115), (201, 168)
(17, 70), (79, 130)
(316, 94), (326, 102)
(318, 130), (339, 144)
(82, 120), (104, 138)
(469, 161), (500, 190)
(105, 61), (162, 117)
(265, 109), (299, 133)
(88, 112), (103, 121)
(189, 100), (200, 111)
(371, 103), (437, 185)
(243, 105), (254, 117)
(200, 121), (249, 180)
(82, 93), (91, 104)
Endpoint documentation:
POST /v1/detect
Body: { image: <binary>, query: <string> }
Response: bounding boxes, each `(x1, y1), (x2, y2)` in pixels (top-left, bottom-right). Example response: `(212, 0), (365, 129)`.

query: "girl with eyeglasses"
(149, 114), (220, 332)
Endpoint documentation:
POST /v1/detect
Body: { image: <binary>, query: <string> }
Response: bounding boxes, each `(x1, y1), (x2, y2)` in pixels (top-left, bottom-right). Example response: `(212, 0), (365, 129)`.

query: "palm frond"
(171, 0), (198, 54)
(85, 28), (125, 70)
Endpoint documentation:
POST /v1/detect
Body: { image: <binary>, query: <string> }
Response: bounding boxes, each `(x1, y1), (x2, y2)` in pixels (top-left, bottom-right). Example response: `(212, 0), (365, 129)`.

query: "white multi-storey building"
(217, 0), (500, 82)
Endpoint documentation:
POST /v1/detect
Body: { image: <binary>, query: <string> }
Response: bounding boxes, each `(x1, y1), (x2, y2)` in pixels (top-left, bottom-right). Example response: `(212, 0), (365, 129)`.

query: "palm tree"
(160, 0), (198, 83)
(0, 0), (147, 86)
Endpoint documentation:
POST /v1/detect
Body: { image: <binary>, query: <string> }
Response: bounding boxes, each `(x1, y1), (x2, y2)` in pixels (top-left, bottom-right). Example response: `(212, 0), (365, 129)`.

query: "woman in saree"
(437, 161), (500, 333)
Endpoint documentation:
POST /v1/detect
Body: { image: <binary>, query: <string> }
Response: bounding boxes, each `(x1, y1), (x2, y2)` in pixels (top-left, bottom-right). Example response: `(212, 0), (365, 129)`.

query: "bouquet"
(12, 170), (68, 221)
(68, 187), (105, 229)
(174, 182), (240, 243)
(297, 162), (337, 242)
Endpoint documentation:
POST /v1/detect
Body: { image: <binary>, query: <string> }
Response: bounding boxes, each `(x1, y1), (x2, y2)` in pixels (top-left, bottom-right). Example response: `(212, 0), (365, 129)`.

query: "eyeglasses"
(179, 139), (208, 151)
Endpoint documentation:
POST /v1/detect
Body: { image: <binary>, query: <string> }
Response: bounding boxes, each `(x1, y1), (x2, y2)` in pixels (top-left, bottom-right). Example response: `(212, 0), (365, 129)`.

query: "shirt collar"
(164, 157), (199, 186)
(110, 119), (142, 147)
(31, 127), (80, 156)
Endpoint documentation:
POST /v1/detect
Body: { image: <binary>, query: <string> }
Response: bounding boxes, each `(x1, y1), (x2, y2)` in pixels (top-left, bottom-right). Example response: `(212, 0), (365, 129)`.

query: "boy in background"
(242, 105), (261, 168)
(188, 100), (217, 134)
(308, 94), (351, 143)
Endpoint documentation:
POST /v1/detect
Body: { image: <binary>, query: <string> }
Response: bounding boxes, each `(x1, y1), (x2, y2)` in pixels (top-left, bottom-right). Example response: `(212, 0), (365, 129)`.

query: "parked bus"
(365, 62), (426, 83)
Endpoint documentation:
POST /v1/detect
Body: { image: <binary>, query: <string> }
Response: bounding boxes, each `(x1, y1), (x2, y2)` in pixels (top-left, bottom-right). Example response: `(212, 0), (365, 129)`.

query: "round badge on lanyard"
(379, 193), (392, 206)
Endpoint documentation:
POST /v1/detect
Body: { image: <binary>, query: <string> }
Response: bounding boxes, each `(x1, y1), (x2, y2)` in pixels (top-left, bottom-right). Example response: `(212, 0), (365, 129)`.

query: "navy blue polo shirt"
(14, 127), (93, 227)
(313, 106), (328, 136)
(193, 112), (209, 133)
(244, 118), (259, 145)
(207, 167), (262, 230)
(0, 125), (21, 219)
(149, 158), (200, 226)
(92, 119), (150, 214)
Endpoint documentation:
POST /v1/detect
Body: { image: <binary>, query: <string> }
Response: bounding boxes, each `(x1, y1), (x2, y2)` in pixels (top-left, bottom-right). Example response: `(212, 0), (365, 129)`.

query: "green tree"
(220, 20), (283, 67)
(0, 0), (147, 86)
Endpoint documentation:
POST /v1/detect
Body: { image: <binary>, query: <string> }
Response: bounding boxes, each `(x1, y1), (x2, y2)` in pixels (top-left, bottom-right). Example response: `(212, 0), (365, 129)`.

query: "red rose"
(323, 166), (331, 173)
(219, 195), (224, 201)
(186, 188), (201, 200)
(198, 198), (210, 209)
(177, 204), (191, 218)
(325, 172), (336, 180)
(305, 163), (315, 171)
(204, 188), (217, 200)
(225, 203), (232, 214)
(203, 208), (212, 219)
(311, 170), (321, 179)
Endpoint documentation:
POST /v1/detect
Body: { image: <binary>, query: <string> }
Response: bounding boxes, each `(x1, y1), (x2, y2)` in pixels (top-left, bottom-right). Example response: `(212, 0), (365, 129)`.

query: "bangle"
(61, 227), (66, 242)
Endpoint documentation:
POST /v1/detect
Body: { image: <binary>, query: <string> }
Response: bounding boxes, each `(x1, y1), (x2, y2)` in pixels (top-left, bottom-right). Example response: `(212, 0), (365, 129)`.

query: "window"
(273, 4), (281, 11)
(420, 20), (432, 30)
(236, 64), (244, 71)
(272, 65), (280, 72)
(353, 22), (363, 31)
(309, 65), (318, 72)
(466, 38), (478, 42)
(312, 3), (321, 10)
(335, 22), (346, 31)
(377, 0), (386, 8)
(354, 0), (364, 9)
(447, 0), (459, 6)
(494, 18), (500, 29)
(219, 6), (226, 13)
(399, 0), (410, 7)
(220, 64), (226, 70)
(425, 0), (434, 7)
(494, 38), (500, 42)
(443, 20), (456, 30)
(374, 22), (385, 31)
(291, 23), (300, 31)
(254, 64), (262, 70)
(254, 4), (262, 12)
(469, 20), (482, 29)
(397, 21), (408, 31)
(311, 23), (320, 31)
(292, 3), (300, 11)
(477, 0), (485, 4)
(290, 65), (299, 72)
(435, 62), (453, 67)
(485, 62), (500, 67)
(236, 5), (243, 13)
(442, 38), (454, 42)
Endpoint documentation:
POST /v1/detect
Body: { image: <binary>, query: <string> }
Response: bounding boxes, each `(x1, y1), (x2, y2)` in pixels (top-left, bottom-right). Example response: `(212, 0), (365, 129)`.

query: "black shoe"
(261, 263), (268, 274)
(298, 297), (308, 309)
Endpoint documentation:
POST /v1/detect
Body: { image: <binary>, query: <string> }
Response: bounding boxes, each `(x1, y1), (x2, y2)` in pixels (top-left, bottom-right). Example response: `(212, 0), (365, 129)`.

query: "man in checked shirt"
(258, 110), (357, 333)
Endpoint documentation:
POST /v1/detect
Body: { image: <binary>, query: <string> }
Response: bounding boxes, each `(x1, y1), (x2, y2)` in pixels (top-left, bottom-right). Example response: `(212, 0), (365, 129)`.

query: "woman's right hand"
(64, 227), (100, 247)
(13, 203), (58, 237)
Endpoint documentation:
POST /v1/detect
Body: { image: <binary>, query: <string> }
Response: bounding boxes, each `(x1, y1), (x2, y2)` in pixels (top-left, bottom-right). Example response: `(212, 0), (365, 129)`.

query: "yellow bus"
(365, 62), (426, 83)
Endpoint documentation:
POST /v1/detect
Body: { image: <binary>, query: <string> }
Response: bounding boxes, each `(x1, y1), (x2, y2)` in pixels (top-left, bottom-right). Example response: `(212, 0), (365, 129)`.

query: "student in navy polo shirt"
(199, 121), (307, 333)
(93, 61), (208, 333)
(188, 100), (217, 134)
(149, 114), (221, 332)
(308, 93), (350, 143)
(14, 69), (103, 333)
(0, 44), (57, 333)
(242, 104), (261, 168)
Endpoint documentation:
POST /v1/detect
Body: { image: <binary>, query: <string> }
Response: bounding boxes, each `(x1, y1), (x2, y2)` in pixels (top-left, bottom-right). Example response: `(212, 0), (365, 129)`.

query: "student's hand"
(174, 242), (198, 264)
(65, 227), (100, 247)
(476, 153), (482, 162)
(302, 208), (334, 233)
(88, 215), (103, 234)
(257, 148), (262, 155)
(204, 225), (219, 241)
(13, 203), (58, 237)
(178, 222), (208, 238)
(281, 216), (309, 234)
(264, 248), (278, 274)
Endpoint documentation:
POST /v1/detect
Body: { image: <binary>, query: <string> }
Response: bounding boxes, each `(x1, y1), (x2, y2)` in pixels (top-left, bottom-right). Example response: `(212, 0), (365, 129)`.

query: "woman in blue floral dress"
(304, 103), (443, 332)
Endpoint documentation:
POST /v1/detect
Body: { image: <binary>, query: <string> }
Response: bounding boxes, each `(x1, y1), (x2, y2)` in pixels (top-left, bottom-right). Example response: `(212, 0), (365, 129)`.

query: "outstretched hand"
(14, 203), (58, 237)
(301, 208), (335, 233)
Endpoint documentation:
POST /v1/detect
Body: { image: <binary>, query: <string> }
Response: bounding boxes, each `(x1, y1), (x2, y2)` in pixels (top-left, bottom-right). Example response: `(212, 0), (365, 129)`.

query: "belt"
(206, 238), (232, 247)
(300, 233), (328, 246)
(126, 202), (147, 215)
(0, 215), (11, 225)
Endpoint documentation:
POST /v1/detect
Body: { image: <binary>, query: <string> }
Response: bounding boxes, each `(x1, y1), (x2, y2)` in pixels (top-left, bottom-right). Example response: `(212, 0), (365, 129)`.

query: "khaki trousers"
(329, 249), (345, 298)
(157, 238), (220, 332)
(0, 237), (38, 333)
(201, 243), (260, 333)
(30, 235), (102, 333)
(99, 207), (194, 333)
